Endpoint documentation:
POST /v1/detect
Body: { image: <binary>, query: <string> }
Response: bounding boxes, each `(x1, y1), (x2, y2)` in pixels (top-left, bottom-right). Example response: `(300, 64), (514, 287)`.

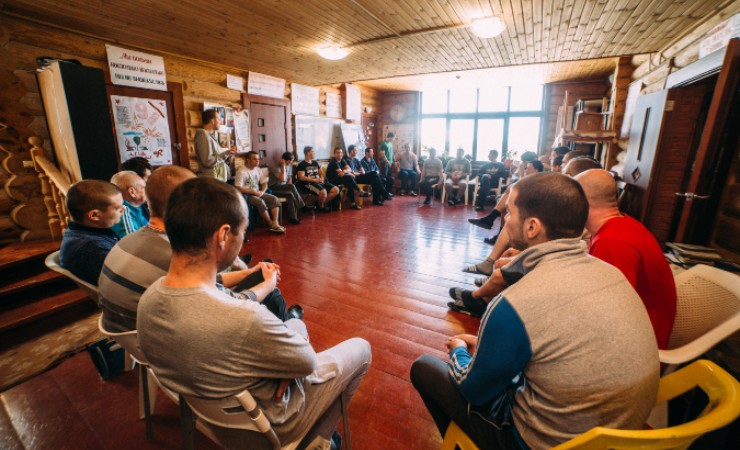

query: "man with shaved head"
(575, 169), (676, 349)
(110, 170), (148, 238)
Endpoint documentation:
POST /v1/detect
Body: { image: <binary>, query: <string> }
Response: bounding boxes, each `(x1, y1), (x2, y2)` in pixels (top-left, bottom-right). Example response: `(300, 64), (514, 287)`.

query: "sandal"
(270, 225), (286, 233)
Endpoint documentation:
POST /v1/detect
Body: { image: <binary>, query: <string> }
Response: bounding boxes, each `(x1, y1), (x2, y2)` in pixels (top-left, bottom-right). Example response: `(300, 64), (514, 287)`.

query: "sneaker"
(474, 276), (488, 287)
(447, 288), (485, 318)
(330, 431), (342, 450)
(423, 197), (431, 205)
(409, 190), (418, 196)
(288, 218), (301, 224)
(484, 234), (499, 245)
(399, 190), (406, 196)
(447, 198), (455, 206)
(350, 203), (361, 210)
(468, 218), (493, 230)
(386, 192), (394, 198)
(383, 194), (393, 201)
(286, 304), (304, 320)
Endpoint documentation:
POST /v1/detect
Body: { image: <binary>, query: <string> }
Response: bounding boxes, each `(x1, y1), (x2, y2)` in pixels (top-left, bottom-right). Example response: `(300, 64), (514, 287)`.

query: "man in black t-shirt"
(296, 146), (340, 212)
(474, 149), (506, 211)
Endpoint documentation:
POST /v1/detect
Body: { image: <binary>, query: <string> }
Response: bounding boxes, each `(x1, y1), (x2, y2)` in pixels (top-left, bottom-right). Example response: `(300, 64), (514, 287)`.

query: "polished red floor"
(1, 195), (493, 449)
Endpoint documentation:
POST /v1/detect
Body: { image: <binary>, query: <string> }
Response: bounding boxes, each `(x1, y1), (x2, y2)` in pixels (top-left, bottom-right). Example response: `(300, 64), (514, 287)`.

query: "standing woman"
(194, 109), (236, 182)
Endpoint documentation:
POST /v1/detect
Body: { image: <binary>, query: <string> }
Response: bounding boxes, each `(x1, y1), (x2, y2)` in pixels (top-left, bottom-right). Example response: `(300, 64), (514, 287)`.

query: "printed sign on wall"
(291, 83), (320, 116)
(111, 95), (172, 165)
(106, 45), (167, 91)
(248, 72), (286, 99)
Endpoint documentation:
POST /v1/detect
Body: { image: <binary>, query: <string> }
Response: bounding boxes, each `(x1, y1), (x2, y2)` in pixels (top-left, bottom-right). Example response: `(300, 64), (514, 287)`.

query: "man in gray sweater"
(411, 173), (659, 450)
(137, 178), (371, 448)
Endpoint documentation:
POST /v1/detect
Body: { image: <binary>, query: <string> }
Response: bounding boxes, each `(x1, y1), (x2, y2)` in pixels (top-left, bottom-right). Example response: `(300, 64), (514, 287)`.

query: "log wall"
(0, 14), (381, 242)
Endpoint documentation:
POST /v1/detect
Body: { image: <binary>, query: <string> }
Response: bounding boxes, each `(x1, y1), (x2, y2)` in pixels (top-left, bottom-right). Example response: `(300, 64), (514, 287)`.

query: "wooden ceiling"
(2, 0), (732, 89)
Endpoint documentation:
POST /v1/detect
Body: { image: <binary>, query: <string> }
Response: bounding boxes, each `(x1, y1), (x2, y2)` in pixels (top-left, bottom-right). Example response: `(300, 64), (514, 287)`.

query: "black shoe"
(350, 203), (361, 210)
(383, 195), (393, 201)
(475, 205), (484, 211)
(330, 431), (342, 450)
(286, 304), (304, 321)
(423, 197), (431, 205)
(386, 192), (394, 198)
(239, 254), (253, 265)
(320, 206), (332, 212)
(468, 218), (493, 230)
(409, 190), (418, 196)
(455, 198), (463, 204)
(399, 190), (406, 196)
(448, 288), (485, 318)
(288, 218), (301, 224)
(373, 200), (384, 206)
(484, 234), (499, 245)
(447, 198), (455, 206)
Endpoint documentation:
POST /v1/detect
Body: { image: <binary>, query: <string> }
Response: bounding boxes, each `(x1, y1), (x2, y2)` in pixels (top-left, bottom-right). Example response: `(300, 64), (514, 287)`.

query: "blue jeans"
(399, 170), (418, 190)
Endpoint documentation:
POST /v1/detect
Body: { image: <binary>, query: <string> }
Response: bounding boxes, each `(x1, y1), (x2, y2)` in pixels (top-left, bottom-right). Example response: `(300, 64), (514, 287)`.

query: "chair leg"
(180, 394), (196, 450)
(340, 393), (351, 450)
(140, 364), (153, 441)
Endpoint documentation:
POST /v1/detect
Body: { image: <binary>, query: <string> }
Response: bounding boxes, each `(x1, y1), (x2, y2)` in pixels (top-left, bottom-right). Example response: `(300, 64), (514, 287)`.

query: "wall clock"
(389, 103), (406, 122)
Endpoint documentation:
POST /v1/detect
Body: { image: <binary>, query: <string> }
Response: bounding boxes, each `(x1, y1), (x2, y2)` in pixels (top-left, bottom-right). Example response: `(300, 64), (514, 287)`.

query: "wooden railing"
(29, 137), (72, 239)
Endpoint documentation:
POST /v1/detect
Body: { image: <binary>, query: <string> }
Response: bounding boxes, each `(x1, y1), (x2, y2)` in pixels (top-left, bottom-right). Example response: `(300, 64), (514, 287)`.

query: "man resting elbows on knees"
(60, 180), (124, 286)
(411, 173), (659, 450)
(137, 178), (371, 449)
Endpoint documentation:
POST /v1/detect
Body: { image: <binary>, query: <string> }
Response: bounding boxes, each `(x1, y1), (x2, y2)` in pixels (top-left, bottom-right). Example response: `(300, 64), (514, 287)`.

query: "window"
(421, 90), (447, 114)
(419, 85), (543, 160)
(476, 119), (504, 161)
(420, 118), (446, 158)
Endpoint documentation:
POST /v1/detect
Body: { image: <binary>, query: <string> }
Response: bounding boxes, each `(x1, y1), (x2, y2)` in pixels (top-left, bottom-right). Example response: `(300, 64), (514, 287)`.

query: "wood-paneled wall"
(0, 14), (381, 242)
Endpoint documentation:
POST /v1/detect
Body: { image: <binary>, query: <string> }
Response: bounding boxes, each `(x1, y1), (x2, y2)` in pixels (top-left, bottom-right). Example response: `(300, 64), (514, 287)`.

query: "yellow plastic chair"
(553, 359), (740, 449)
(440, 421), (479, 450)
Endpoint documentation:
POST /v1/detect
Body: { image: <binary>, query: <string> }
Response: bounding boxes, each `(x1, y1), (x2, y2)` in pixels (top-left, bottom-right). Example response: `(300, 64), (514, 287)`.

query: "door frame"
(674, 38), (740, 241)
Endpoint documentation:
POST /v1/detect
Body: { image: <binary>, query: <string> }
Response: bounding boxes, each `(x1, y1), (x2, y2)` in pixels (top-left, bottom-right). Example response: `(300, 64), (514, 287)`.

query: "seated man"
(296, 146), (340, 212)
(137, 178), (371, 448)
(419, 147), (444, 205)
(443, 147), (471, 205)
(360, 147), (394, 198)
(346, 144), (391, 206)
(234, 151), (285, 233)
(576, 169), (677, 349)
(59, 180), (123, 285)
(474, 149), (505, 211)
(563, 156), (601, 177)
(412, 173), (659, 449)
(268, 151), (306, 225)
(396, 143), (419, 196)
(110, 170), (148, 238)
(551, 155), (564, 173)
(121, 157), (153, 219)
(99, 166), (300, 333)
(326, 147), (364, 210)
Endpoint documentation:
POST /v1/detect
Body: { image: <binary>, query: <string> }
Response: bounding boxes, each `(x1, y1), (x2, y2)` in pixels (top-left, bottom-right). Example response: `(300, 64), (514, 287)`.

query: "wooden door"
(622, 90), (669, 222)
(105, 83), (188, 168)
(244, 95), (292, 167)
(675, 38), (740, 243)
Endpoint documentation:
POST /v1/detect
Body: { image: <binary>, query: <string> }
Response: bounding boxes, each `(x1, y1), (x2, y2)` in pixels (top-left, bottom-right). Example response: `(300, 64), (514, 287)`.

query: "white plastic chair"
(98, 314), (160, 441)
(45, 250), (101, 305)
(180, 390), (352, 450)
(660, 264), (740, 373)
(471, 176), (503, 206)
(441, 174), (470, 206)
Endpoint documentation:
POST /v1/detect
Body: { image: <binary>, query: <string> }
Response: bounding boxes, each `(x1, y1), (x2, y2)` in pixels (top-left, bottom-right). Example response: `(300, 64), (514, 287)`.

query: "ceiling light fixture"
(316, 45), (350, 60)
(470, 17), (506, 39)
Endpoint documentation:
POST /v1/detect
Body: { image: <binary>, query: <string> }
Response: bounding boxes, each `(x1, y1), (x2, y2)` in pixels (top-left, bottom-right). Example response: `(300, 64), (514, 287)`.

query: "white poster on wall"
(226, 74), (245, 91)
(325, 92), (342, 118)
(106, 45), (167, 91)
(291, 83), (320, 116)
(111, 95), (172, 165)
(248, 71), (286, 99)
(345, 83), (362, 122)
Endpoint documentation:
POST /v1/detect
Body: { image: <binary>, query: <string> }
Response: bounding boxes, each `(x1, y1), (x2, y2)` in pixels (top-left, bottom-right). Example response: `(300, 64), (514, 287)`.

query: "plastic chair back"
(553, 359), (740, 449)
(45, 250), (101, 305)
(668, 265), (740, 350)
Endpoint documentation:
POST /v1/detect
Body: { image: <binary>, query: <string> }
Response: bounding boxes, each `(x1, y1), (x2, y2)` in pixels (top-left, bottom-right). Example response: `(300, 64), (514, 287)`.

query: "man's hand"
(446, 337), (467, 352)
(494, 248), (522, 270)
(275, 379), (291, 401)
(449, 334), (478, 354)
(260, 262), (280, 289)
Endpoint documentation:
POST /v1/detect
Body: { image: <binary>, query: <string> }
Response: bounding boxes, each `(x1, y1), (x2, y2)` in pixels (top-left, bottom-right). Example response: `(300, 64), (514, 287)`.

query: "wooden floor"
(0, 195), (493, 449)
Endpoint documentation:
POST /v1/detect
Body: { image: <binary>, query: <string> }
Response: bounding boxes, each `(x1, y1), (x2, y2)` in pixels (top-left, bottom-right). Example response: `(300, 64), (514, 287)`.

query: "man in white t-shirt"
(235, 151), (285, 233)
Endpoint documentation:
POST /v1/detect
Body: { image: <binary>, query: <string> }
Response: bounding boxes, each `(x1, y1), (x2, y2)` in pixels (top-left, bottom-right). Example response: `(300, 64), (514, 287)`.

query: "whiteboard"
(340, 123), (366, 153)
(295, 115), (343, 160)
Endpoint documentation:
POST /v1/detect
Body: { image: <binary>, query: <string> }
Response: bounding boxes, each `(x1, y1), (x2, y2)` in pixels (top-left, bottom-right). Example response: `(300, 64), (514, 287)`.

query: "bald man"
(110, 170), (148, 238)
(575, 169), (676, 349)
(563, 156), (601, 177)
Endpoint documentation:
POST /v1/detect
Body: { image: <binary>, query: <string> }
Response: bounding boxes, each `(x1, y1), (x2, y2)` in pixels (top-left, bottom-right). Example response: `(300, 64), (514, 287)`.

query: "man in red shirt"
(576, 169), (677, 349)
